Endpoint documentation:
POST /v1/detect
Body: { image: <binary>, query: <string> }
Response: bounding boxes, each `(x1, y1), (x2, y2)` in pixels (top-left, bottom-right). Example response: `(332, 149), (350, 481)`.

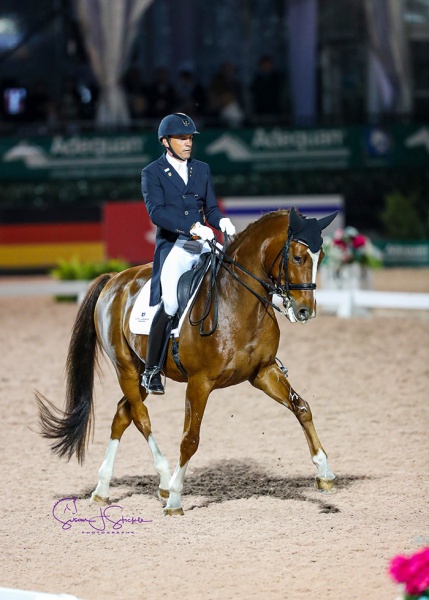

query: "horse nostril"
(298, 308), (309, 321)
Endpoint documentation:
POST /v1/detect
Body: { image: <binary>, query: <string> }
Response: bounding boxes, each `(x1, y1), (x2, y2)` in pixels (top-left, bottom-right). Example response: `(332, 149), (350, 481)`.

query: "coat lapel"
(156, 155), (198, 195)
(157, 155), (185, 192)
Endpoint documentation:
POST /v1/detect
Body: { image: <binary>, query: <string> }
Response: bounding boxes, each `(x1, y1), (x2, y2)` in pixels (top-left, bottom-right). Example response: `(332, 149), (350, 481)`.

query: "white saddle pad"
(129, 278), (200, 336)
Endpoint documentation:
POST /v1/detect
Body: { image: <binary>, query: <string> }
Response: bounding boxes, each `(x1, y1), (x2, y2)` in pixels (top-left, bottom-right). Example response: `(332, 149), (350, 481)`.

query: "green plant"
(50, 257), (131, 302)
(381, 192), (427, 240)
(51, 257), (131, 281)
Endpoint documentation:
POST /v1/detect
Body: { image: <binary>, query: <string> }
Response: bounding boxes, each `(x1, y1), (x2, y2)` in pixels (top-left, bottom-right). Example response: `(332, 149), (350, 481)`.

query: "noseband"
(270, 227), (317, 302)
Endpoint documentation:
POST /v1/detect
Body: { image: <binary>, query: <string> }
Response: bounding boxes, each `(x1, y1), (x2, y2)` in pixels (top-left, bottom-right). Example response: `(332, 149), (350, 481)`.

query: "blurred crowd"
(0, 56), (289, 134)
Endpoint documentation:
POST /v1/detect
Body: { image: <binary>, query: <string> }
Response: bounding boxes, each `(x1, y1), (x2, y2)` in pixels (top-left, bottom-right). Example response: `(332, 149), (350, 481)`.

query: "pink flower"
(333, 239), (347, 250)
(389, 548), (429, 595)
(352, 235), (367, 249)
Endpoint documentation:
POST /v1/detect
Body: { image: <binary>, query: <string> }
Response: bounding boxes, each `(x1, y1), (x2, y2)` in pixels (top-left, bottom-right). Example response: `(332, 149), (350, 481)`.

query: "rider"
(141, 112), (236, 394)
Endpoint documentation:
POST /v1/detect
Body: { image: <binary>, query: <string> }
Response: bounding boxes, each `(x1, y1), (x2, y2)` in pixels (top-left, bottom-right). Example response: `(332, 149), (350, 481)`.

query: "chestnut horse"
(37, 208), (337, 515)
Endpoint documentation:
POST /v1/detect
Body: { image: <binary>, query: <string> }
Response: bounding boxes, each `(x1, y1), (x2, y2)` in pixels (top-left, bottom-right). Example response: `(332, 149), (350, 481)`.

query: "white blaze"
(307, 249), (320, 284)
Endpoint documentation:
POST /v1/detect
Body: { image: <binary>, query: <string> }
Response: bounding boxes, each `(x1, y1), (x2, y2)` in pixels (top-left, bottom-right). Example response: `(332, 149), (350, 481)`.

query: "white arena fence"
(0, 280), (428, 319)
(316, 289), (429, 318)
(0, 587), (80, 599)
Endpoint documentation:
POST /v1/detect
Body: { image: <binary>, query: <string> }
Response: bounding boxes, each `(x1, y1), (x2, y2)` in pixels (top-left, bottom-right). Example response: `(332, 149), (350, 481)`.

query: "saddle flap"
(176, 252), (212, 320)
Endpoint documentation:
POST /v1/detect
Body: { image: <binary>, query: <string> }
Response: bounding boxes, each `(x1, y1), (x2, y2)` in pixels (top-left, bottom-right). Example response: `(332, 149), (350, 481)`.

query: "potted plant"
(320, 226), (383, 290)
(51, 257), (131, 301)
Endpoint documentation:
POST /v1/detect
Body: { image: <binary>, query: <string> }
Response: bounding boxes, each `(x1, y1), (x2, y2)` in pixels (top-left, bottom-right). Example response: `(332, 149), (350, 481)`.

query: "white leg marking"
(148, 434), (171, 490)
(165, 461), (189, 511)
(92, 439), (119, 500)
(312, 448), (335, 480)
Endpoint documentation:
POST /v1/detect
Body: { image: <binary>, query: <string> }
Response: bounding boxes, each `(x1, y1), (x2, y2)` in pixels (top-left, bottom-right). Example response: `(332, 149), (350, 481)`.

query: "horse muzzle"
(283, 298), (316, 324)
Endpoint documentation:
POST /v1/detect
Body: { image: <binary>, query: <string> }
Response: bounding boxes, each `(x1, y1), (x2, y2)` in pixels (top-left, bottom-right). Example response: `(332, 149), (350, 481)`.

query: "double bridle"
(190, 228), (318, 336)
(269, 226), (317, 301)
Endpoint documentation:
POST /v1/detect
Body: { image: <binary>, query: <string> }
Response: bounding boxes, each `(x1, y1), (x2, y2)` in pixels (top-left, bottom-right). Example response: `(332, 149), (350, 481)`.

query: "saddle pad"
(129, 277), (203, 336)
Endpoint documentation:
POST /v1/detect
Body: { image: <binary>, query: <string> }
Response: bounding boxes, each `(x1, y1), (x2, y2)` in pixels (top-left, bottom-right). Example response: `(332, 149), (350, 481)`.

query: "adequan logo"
(206, 128), (350, 162)
(2, 137), (150, 170)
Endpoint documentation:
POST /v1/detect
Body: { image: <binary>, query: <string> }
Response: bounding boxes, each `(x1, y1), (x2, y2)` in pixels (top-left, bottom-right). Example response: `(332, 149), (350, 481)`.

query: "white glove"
(190, 222), (215, 241)
(219, 217), (236, 236)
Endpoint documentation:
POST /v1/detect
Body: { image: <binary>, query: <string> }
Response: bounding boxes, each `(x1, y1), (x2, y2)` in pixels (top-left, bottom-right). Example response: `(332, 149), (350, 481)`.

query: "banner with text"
(0, 124), (428, 181)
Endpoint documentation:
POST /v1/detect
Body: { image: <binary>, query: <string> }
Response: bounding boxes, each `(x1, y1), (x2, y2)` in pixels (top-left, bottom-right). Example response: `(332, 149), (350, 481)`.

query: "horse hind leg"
(118, 368), (171, 501)
(251, 363), (336, 493)
(91, 386), (171, 506)
(90, 396), (132, 505)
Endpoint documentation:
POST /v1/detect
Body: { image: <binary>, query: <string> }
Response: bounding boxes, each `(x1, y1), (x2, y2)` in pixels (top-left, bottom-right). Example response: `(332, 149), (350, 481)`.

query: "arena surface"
(1, 269), (428, 599)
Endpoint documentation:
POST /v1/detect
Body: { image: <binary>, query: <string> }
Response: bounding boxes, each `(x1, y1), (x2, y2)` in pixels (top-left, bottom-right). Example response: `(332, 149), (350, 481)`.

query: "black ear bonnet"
(289, 207), (338, 252)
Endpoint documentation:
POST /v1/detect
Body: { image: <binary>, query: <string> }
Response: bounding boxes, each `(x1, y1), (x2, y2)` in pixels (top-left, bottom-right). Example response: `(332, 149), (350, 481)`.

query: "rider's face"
(163, 135), (193, 161)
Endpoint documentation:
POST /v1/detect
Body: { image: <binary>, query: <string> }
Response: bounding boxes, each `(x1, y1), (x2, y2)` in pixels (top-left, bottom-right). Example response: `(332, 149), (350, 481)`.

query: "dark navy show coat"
(141, 153), (224, 306)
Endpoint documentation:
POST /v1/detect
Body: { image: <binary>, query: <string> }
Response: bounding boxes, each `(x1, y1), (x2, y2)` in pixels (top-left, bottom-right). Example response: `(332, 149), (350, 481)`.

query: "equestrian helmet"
(158, 113), (199, 142)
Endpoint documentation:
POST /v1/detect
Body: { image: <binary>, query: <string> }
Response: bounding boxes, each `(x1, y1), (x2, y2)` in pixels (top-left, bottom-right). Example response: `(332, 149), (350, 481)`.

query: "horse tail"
(36, 273), (113, 464)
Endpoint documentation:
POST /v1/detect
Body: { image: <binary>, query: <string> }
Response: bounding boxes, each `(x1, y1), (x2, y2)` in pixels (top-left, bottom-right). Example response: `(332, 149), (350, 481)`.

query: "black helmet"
(158, 113), (199, 142)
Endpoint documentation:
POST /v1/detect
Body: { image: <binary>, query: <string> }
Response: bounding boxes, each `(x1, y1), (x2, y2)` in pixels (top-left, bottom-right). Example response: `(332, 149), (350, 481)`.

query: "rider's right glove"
(190, 222), (215, 241)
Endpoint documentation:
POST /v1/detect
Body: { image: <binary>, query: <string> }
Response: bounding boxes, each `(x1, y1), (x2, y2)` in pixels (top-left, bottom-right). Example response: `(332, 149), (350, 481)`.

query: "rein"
(189, 228), (317, 335)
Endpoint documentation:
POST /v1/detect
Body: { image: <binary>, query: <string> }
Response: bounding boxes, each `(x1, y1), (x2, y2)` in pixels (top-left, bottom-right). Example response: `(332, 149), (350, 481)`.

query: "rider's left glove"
(219, 218), (236, 236)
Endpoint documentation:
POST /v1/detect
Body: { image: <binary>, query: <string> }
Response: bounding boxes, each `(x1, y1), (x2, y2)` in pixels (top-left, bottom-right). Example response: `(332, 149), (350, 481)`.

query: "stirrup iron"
(142, 367), (166, 395)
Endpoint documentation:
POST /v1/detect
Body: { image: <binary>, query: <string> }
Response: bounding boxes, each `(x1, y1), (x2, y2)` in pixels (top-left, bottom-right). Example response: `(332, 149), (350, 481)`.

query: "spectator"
(146, 67), (177, 118)
(122, 66), (149, 119)
(207, 61), (244, 119)
(58, 78), (81, 123)
(175, 69), (206, 118)
(218, 90), (245, 128)
(250, 55), (284, 118)
(26, 79), (50, 122)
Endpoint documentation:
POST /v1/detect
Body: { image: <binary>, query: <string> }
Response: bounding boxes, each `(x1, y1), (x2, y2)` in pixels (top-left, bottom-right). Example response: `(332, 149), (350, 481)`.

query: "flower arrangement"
(323, 226), (383, 269)
(389, 547), (429, 599)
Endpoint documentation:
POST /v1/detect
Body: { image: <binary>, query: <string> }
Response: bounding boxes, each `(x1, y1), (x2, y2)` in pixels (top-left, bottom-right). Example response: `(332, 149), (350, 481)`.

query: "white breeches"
(160, 241), (210, 316)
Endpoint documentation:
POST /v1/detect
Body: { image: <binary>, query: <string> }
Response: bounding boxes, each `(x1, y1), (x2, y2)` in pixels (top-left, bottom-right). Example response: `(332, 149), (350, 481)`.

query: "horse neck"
(229, 213), (289, 279)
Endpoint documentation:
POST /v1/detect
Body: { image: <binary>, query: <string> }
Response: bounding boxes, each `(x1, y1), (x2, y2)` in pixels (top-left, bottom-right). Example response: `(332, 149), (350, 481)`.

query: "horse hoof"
(163, 506), (184, 516)
(90, 492), (110, 506)
(315, 477), (337, 493)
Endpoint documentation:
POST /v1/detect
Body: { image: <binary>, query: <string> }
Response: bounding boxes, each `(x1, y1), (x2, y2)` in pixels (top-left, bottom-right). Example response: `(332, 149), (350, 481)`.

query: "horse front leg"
(164, 378), (211, 516)
(251, 363), (336, 492)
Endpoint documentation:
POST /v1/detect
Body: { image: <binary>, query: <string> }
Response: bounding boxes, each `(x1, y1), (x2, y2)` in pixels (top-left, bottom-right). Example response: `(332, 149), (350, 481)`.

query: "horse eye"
(292, 256), (303, 264)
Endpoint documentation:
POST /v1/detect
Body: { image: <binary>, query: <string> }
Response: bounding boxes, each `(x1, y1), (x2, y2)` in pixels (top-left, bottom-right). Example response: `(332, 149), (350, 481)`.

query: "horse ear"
(289, 207), (305, 233)
(318, 211), (338, 231)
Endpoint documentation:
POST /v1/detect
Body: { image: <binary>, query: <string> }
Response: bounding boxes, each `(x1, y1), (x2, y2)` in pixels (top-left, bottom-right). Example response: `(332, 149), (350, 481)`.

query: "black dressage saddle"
(175, 252), (212, 325)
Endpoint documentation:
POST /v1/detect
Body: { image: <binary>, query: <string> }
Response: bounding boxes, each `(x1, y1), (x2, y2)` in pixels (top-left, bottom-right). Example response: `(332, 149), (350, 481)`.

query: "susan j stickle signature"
(52, 497), (152, 533)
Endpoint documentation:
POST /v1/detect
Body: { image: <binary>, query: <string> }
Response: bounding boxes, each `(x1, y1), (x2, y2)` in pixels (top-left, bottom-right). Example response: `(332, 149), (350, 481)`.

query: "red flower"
(352, 235), (367, 249)
(333, 239), (347, 250)
(389, 548), (429, 595)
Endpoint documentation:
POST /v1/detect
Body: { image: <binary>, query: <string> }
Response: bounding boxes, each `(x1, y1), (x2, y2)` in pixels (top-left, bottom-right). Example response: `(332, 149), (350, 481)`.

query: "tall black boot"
(142, 303), (174, 394)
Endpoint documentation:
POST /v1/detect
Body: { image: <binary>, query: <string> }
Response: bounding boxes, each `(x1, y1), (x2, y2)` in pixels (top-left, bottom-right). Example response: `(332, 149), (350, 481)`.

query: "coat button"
(184, 210), (189, 215)
(182, 194), (186, 198)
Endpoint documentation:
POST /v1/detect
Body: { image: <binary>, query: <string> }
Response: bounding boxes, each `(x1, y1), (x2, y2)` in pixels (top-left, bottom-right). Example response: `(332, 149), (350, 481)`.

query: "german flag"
(0, 207), (104, 270)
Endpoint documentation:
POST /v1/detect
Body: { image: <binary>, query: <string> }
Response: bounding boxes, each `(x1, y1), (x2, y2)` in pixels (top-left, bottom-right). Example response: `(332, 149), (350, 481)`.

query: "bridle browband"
(189, 227), (318, 335)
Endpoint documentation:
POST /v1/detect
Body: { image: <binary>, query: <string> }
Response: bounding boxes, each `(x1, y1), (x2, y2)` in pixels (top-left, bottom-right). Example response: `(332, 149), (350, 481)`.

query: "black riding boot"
(142, 304), (175, 394)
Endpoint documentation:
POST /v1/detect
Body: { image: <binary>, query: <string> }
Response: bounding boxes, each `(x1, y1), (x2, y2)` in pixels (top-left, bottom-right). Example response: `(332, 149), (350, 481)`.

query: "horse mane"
(226, 209), (291, 254)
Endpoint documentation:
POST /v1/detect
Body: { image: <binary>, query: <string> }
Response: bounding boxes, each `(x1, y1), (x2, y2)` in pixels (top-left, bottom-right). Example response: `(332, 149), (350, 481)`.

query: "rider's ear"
(317, 211), (338, 231)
